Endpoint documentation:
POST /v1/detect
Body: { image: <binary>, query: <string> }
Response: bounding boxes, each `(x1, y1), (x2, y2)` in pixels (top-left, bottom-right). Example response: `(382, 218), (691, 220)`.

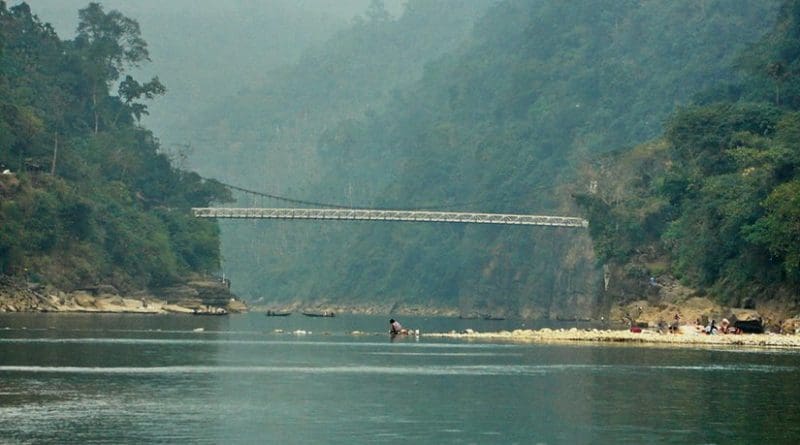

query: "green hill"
(576, 0), (800, 310)
(0, 2), (230, 294)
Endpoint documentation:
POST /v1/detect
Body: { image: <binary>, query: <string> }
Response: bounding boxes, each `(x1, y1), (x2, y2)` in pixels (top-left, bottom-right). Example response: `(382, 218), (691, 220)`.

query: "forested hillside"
(577, 0), (800, 309)
(0, 2), (230, 293)
(194, 0), (778, 316)
(183, 0), (496, 304)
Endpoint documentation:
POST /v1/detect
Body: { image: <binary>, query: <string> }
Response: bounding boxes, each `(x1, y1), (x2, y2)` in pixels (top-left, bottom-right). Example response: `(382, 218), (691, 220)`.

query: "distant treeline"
(0, 2), (230, 292)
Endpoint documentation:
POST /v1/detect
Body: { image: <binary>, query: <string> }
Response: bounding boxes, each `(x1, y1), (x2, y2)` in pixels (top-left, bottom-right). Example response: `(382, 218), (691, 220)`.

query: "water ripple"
(0, 363), (794, 376)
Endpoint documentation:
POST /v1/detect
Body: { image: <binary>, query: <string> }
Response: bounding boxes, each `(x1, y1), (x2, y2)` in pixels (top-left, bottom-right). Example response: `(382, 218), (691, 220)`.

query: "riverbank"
(0, 276), (247, 314)
(254, 295), (800, 332)
(250, 302), (462, 317)
(427, 326), (800, 348)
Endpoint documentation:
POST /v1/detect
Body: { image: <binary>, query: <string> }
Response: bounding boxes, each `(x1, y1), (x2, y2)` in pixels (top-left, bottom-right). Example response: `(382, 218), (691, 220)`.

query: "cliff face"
(548, 233), (604, 319)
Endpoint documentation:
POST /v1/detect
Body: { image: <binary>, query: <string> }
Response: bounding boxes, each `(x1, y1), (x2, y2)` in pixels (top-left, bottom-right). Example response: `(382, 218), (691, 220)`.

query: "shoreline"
(0, 276), (246, 314)
(2, 309), (799, 349)
(426, 327), (800, 349)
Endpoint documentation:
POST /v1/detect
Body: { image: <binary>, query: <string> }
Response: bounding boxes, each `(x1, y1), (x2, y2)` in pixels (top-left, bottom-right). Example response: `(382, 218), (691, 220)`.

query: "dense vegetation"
(6, 0), (797, 315)
(183, 0), (495, 304)
(577, 0), (800, 307)
(191, 0), (779, 315)
(0, 2), (230, 292)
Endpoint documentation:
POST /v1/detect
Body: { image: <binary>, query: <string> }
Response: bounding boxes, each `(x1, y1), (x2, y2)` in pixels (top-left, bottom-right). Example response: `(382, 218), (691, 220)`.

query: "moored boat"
(265, 310), (291, 316)
(302, 311), (335, 317)
(733, 318), (764, 333)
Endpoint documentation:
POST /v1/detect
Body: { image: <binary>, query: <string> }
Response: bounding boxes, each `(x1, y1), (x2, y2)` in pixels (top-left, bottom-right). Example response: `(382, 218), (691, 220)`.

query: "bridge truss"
(192, 207), (589, 228)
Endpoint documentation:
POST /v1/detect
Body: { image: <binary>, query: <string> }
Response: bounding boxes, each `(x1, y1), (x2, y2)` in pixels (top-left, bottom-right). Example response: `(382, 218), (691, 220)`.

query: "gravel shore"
(426, 327), (800, 349)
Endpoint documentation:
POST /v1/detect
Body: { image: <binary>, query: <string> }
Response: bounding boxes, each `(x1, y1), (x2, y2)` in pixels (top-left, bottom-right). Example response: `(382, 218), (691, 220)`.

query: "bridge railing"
(192, 207), (589, 228)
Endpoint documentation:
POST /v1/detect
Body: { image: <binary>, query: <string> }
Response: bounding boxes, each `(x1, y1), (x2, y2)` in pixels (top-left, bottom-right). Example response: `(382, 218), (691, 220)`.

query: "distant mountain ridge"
(188, 0), (779, 318)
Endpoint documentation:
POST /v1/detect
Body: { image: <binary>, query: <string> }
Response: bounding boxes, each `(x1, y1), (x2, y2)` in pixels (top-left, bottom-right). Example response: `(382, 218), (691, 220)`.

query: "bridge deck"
(192, 207), (588, 228)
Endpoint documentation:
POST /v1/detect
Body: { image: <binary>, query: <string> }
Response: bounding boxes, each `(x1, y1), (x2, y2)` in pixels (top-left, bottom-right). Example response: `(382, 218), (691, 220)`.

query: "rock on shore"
(0, 275), (247, 314)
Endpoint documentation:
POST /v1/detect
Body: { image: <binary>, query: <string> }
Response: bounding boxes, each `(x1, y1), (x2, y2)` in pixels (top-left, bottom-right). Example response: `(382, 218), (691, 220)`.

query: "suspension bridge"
(190, 180), (589, 228)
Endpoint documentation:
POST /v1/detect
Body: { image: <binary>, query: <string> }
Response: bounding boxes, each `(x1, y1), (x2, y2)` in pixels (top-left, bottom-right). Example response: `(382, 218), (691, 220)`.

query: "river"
(1, 313), (799, 444)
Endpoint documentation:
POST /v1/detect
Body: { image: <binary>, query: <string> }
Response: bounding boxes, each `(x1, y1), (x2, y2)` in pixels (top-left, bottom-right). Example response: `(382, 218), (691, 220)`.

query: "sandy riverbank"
(426, 326), (800, 348)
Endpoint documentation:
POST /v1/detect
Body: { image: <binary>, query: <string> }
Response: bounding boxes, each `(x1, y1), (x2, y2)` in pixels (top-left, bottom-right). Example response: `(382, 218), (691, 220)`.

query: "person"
(705, 319), (717, 335)
(669, 313), (681, 334)
(719, 318), (739, 334)
(389, 318), (408, 335)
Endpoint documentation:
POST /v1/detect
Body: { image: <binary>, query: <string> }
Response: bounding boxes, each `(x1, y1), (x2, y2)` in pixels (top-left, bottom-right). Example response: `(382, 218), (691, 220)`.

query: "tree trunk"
(92, 88), (99, 134)
(50, 132), (58, 175)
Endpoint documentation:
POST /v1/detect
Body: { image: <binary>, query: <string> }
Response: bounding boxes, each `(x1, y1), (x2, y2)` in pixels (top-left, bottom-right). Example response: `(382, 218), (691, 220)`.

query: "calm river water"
(1, 313), (799, 444)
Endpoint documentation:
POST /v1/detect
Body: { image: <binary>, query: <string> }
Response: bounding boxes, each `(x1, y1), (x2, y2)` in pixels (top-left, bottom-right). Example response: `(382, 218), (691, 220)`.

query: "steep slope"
(576, 0), (800, 315)
(0, 3), (229, 298)
(193, 0), (778, 316)
(180, 0), (495, 302)
(304, 0), (779, 317)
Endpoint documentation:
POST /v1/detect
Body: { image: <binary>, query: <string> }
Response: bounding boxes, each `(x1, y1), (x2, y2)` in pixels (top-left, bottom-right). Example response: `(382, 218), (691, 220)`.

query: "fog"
(25, 0), (402, 139)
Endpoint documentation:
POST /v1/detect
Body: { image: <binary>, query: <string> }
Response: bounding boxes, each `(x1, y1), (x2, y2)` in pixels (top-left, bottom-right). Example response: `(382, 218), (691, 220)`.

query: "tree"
(117, 75), (166, 123)
(747, 180), (800, 281)
(767, 61), (789, 105)
(73, 3), (151, 133)
(365, 0), (390, 23)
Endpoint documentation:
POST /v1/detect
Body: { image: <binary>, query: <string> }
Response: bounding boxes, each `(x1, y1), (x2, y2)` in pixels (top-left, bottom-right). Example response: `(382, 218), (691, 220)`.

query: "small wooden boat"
(265, 310), (291, 317)
(302, 311), (335, 318)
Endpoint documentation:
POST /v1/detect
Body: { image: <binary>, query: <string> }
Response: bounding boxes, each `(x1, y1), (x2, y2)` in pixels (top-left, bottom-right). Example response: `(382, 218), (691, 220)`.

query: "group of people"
(658, 313), (742, 335)
(703, 318), (739, 335)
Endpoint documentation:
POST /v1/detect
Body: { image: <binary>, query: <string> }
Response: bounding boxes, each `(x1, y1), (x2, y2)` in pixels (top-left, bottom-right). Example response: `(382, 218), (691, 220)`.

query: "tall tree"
(73, 2), (153, 133)
(117, 74), (166, 123)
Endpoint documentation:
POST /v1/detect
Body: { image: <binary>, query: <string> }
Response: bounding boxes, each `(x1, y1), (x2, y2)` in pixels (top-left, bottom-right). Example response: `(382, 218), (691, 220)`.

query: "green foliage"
(747, 180), (800, 280)
(736, 0), (800, 109)
(665, 103), (782, 176)
(188, 0), (778, 312)
(0, 2), (230, 290)
(580, 1), (800, 303)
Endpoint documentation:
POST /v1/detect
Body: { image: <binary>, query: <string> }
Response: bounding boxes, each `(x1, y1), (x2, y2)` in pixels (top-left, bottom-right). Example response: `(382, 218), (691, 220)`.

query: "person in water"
(389, 319), (408, 335)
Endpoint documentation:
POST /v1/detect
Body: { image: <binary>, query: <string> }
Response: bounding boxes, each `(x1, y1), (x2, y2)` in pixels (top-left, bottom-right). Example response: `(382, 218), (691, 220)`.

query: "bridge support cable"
(192, 207), (589, 228)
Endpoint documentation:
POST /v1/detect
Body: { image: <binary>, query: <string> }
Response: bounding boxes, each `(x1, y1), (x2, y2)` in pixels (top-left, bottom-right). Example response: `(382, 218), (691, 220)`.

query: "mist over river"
(1, 313), (799, 444)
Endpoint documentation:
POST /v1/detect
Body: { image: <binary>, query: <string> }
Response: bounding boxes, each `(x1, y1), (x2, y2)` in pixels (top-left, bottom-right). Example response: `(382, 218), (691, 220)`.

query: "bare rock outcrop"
(1, 274), (247, 314)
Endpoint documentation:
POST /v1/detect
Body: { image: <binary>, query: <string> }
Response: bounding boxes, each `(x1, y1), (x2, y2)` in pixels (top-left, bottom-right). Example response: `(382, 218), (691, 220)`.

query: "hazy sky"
(20, 0), (405, 140)
(23, 1), (396, 36)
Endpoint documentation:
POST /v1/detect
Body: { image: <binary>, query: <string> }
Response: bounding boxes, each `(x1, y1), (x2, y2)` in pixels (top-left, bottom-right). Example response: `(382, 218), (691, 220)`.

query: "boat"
(265, 310), (291, 316)
(302, 311), (335, 317)
(733, 319), (764, 334)
(483, 315), (505, 321)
